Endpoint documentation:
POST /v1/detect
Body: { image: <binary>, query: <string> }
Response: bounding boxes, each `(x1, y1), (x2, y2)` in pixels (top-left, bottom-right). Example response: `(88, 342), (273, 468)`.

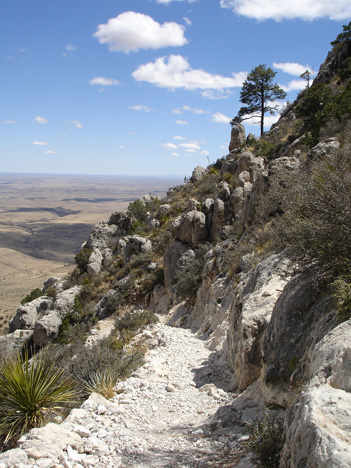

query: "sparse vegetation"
(20, 288), (43, 305)
(245, 410), (285, 468)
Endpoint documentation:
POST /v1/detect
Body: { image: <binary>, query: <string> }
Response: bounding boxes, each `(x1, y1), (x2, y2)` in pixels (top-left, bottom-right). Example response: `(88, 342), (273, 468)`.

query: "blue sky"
(1, 0), (349, 177)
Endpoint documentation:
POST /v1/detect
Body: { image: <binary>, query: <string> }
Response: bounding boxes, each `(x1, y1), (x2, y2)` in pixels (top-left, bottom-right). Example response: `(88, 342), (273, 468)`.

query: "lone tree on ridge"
(232, 64), (286, 136)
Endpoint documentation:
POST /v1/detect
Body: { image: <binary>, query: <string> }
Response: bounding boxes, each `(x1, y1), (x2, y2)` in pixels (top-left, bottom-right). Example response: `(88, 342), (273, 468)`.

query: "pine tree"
(235, 64), (286, 136)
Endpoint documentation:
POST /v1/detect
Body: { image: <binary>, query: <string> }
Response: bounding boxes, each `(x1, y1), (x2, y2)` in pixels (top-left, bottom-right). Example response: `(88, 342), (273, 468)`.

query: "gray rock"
(107, 211), (133, 234)
(164, 241), (193, 289)
(0, 448), (28, 466)
(309, 137), (340, 159)
(0, 329), (33, 359)
(33, 312), (62, 347)
(237, 151), (264, 182)
(157, 204), (171, 218)
(171, 210), (208, 247)
(118, 235), (152, 264)
(229, 123), (246, 152)
(87, 248), (103, 276)
(281, 320), (351, 468)
(190, 166), (206, 182)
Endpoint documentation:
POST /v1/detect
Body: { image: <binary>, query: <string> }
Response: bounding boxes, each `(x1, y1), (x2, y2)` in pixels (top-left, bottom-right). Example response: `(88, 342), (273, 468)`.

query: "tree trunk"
(260, 87), (264, 136)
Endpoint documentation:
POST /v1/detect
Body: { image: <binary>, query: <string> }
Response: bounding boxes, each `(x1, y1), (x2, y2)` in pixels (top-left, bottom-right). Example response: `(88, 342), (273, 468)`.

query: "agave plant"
(0, 352), (77, 443)
(83, 368), (117, 400)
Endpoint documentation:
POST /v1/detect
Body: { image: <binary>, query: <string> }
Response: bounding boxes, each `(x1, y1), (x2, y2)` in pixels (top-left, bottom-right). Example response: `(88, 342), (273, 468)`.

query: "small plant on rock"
(245, 410), (285, 468)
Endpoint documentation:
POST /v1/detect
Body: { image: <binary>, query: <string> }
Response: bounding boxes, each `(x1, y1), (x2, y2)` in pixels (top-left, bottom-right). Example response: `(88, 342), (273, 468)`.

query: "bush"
(75, 247), (93, 273)
(0, 352), (76, 446)
(270, 144), (351, 274)
(332, 276), (351, 322)
(245, 410), (285, 468)
(20, 288), (43, 305)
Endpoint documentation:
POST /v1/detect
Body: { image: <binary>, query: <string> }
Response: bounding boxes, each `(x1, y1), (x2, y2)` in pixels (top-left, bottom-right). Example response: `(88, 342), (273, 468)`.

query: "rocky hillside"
(1, 30), (351, 468)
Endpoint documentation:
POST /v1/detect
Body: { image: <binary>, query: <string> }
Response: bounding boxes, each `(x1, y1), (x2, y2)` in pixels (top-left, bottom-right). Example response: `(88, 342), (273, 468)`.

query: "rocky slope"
(1, 34), (351, 468)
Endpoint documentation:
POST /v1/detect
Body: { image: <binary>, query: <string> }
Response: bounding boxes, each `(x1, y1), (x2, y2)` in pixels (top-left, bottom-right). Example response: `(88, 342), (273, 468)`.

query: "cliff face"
(2, 38), (351, 467)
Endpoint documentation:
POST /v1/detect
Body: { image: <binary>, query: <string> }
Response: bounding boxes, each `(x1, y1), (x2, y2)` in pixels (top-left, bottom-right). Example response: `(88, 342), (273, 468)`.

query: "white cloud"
(94, 12), (187, 53)
(273, 62), (313, 76)
(65, 44), (76, 52)
(219, 145), (227, 149)
(132, 55), (247, 92)
(212, 112), (231, 124)
(183, 17), (192, 26)
(173, 135), (186, 140)
(201, 89), (231, 100)
(3, 120), (19, 124)
(198, 150), (209, 156)
(281, 79), (308, 92)
(162, 142), (178, 149)
(129, 105), (153, 112)
(89, 76), (119, 86)
(173, 105), (209, 114)
(33, 141), (48, 146)
(185, 148), (197, 153)
(69, 120), (83, 128)
(179, 142), (200, 150)
(220, 0), (351, 20)
(172, 152), (180, 156)
(175, 119), (189, 125)
(119, 145), (125, 149)
(44, 150), (58, 155)
(34, 116), (48, 124)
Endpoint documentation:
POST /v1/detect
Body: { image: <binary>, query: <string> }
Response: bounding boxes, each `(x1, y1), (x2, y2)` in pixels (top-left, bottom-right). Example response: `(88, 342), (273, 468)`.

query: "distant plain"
(0, 173), (182, 333)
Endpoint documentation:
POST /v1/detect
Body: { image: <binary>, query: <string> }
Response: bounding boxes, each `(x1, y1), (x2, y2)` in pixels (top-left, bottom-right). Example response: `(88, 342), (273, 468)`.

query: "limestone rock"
(227, 252), (293, 392)
(171, 210), (208, 247)
(309, 137), (340, 159)
(190, 166), (206, 182)
(85, 222), (119, 252)
(0, 448), (28, 466)
(118, 235), (152, 264)
(229, 123), (246, 152)
(33, 312), (63, 347)
(107, 210), (134, 234)
(0, 329), (33, 359)
(86, 248), (103, 276)
(262, 268), (338, 406)
(281, 321), (351, 468)
(236, 151), (264, 182)
(156, 204), (171, 218)
(9, 296), (50, 332)
(94, 289), (120, 319)
(163, 240), (194, 289)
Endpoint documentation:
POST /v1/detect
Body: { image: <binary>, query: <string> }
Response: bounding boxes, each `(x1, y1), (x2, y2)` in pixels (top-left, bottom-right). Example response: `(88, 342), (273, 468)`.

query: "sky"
(1, 1), (350, 177)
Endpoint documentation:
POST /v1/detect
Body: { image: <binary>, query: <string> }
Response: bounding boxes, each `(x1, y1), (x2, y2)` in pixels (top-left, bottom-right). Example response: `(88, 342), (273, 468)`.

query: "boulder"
(163, 240), (194, 289)
(118, 235), (152, 264)
(229, 123), (246, 152)
(190, 166), (206, 182)
(227, 252), (293, 392)
(85, 222), (119, 251)
(236, 151), (265, 182)
(280, 320), (351, 468)
(156, 204), (171, 218)
(9, 297), (51, 332)
(87, 248), (103, 276)
(108, 210), (134, 234)
(262, 268), (338, 406)
(309, 137), (340, 159)
(171, 210), (208, 248)
(33, 312), (62, 347)
(0, 329), (33, 359)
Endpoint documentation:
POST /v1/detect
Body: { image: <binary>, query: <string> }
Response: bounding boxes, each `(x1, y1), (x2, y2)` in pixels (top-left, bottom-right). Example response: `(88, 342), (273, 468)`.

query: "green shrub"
(75, 247), (93, 273)
(332, 276), (351, 322)
(245, 410), (285, 468)
(20, 288), (43, 305)
(269, 144), (351, 274)
(0, 352), (76, 445)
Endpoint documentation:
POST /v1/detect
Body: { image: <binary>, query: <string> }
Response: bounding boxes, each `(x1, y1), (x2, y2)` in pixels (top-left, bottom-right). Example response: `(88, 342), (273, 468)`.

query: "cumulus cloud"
(162, 142), (178, 149)
(173, 105), (209, 114)
(44, 150), (58, 155)
(281, 79), (308, 92)
(3, 120), (19, 124)
(132, 55), (247, 92)
(69, 120), (83, 128)
(175, 119), (189, 125)
(183, 17), (192, 26)
(212, 112), (231, 124)
(220, 0), (351, 20)
(34, 116), (48, 124)
(129, 105), (153, 112)
(273, 62), (313, 76)
(201, 89), (232, 100)
(89, 76), (119, 86)
(179, 142), (201, 150)
(94, 12), (188, 53)
(33, 141), (48, 146)
(173, 135), (186, 140)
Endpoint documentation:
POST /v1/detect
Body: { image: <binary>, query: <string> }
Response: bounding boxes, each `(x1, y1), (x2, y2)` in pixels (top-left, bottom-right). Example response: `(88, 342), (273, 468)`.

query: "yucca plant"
(0, 352), (77, 444)
(83, 368), (117, 400)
